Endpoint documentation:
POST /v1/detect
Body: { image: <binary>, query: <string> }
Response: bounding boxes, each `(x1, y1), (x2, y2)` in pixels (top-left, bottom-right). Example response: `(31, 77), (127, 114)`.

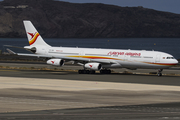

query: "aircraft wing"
(17, 53), (115, 64)
(6, 48), (116, 64)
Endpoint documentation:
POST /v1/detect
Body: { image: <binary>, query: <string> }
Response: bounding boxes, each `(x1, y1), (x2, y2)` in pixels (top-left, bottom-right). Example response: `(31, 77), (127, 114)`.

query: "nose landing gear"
(157, 69), (163, 77)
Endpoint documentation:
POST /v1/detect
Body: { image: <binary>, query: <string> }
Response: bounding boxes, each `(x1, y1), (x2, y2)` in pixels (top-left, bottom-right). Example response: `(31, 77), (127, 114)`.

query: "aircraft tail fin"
(23, 20), (50, 47)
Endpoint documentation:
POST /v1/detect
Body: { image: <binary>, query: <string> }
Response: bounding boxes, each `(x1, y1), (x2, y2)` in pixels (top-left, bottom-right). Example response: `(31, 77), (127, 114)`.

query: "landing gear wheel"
(90, 70), (95, 74)
(78, 70), (94, 74)
(157, 73), (162, 77)
(85, 70), (90, 74)
(100, 69), (111, 74)
(78, 70), (83, 74)
(107, 70), (111, 74)
(100, 70), (104, 74)
(157, 69), (163, 77)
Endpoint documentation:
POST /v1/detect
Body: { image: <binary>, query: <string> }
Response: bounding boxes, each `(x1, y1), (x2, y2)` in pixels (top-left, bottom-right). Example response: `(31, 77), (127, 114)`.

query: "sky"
(60, 0), (180, 14)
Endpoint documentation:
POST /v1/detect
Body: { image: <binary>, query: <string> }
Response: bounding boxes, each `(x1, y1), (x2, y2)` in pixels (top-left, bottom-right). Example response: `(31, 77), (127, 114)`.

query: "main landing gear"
(157, 69), (163, 77)
(78, 70), (96, 74)
(100, 69), (111, 74)
(78, 69), (111, 74)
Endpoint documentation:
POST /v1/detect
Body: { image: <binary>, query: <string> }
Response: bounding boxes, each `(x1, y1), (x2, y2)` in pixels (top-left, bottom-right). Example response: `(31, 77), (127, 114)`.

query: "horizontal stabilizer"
(4, 45), (25, 49)
(17, 53), (52, 58)
(6, 48), (16, 54)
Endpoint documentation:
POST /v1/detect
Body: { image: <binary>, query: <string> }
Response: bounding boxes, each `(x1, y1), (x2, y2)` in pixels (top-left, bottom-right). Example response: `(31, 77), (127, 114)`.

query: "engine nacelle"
(84, 63), (102, 70)
(47, 59), (64, 66)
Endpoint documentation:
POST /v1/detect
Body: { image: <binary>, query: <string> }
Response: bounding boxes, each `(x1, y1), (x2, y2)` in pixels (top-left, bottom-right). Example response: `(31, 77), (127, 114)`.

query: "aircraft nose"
(174, 59), (179, 65)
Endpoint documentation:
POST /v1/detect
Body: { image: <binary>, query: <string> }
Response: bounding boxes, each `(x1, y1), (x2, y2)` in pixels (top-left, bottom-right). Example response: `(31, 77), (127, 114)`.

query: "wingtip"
(23, 20), (31, 23)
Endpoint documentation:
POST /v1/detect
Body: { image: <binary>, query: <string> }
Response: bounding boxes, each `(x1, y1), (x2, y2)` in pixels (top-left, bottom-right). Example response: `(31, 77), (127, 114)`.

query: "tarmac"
(0, 62), (180, 120)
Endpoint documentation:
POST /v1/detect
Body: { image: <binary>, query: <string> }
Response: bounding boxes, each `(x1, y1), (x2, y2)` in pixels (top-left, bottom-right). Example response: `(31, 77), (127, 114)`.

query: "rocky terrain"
(0, 0), (180, 38)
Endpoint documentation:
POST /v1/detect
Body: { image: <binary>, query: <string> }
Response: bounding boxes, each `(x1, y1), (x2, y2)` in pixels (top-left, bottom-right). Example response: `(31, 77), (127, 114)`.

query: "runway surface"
(0, 76), (180, 120)
(0, 68), (180, 86)
(0, 62), (180, 120)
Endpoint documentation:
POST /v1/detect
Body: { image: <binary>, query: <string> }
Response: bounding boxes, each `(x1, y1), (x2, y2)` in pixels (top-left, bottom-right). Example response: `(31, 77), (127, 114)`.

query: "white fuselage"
(35, 46), (178, 69)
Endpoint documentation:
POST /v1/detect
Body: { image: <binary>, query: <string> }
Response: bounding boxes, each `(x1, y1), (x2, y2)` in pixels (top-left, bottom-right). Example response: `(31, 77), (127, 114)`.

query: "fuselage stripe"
(67, 55), (177, 66)
(67, 55), (121, 60)
(143, 62), (177, 66)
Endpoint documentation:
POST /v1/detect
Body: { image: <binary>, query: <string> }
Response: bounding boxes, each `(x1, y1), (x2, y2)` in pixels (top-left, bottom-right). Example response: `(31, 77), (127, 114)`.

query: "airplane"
(6, 21), (179, 76)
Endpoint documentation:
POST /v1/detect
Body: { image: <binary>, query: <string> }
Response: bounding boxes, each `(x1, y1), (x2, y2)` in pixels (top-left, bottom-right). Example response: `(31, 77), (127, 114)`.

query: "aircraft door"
(79, 50), (84, 57)
(155, 54), (161, 63)
(124, 54), (129, 61)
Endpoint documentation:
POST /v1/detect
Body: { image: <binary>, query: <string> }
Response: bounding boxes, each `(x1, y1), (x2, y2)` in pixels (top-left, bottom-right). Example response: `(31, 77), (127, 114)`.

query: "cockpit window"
(166, 57), (175, 59)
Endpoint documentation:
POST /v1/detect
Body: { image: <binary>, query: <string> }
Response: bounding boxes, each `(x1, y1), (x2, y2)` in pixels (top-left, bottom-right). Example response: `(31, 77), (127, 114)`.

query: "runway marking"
(0, 97), (111, 107)
(0, 70), (18, 72)
(97, 106), (180, 113)
(1, 97), (180, 114)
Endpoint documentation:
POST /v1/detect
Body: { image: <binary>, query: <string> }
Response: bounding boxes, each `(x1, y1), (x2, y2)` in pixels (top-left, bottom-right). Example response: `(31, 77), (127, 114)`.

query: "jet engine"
(84, 63), (102, 70)
(47, 59), (64, 66)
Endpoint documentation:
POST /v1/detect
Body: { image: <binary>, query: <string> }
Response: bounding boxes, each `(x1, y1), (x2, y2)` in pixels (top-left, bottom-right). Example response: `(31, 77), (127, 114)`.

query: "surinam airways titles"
(108, 51), (141, 56)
